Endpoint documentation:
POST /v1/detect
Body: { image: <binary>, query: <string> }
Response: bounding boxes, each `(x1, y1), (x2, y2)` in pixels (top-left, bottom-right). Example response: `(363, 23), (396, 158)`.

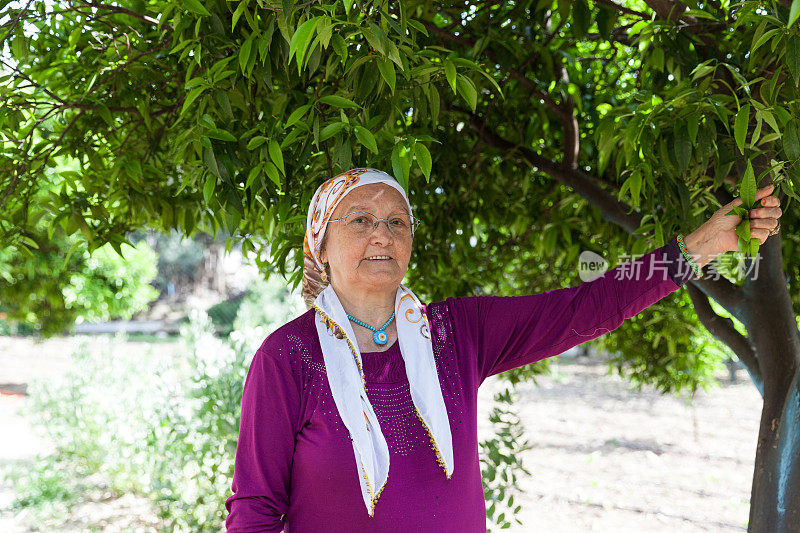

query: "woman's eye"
(352, 217), (367, 224)
(390, 219), (406, 227)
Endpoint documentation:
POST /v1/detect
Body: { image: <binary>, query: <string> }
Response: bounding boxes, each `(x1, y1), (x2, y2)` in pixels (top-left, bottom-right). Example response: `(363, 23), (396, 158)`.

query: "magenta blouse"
(225, 239), (695, 532)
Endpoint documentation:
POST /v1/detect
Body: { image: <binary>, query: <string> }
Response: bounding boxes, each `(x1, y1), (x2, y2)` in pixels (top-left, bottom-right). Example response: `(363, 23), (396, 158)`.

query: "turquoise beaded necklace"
(346, 311), (395, 346)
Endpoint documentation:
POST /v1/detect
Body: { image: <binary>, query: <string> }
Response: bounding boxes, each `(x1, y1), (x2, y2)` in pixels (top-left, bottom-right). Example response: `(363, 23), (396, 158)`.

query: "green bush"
(0, 238), (160, 337)
(11, 278), (306, 530)
(206, 290), (247, 337)
(206, 274), (306, 338)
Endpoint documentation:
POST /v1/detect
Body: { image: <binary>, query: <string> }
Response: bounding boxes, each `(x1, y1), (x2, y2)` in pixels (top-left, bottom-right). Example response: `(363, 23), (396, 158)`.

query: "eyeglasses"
(328, 211), (420, 238)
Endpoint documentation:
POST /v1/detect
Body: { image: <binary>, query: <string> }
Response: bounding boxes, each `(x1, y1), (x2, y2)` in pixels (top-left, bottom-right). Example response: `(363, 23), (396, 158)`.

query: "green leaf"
(182, 0), (210, 16)
(264, 161), (281, 187)
(268, 139), (285, 174)
(239, 36), (254, 74)
(750, 237), (760, 258)
(596, 5), (616, 39)
(406, 19), (428, 36)
(752, 28), (781, 55)
(203, 145), (221, 179)
(286, 104), (311, 127)
(319, 121), (346, 142)
(741, 159), (757, 208)
(206, 128), (237, 142)
(319, 95), (360, 109)
(691, 64), (715, 81)
(572, 0), (591, 36)
(674, 131), (691, 172)
(231, 1), (247, 31)
(331, 34), (347, 63)
(734, 104), (750, 153)
(245, 165), (262, 189)
(353, 125), (378, 154)
(289, 16), (322, 74)
(760, 108), (781, 135)
(725, 205), (749, 217)
(96, 103), (113, 127)
(456, 74), (477, 112)
(790, 0), (800, 27)
(203, 174), (215, 203)
(628, 170), (642, 205)
(377, 58), (396, 94)
(736, 217), (750, 243)
(181, 86), (206, 116)
(785, 119), (800, 160)
(68, 27), (81, 49)
(247, 136), (267, 150)
(687, 117), (699, 145)
(391, 144), (411, 192)
(361, 26), (384, 55)
(786, 34), (800, 87)
(444, 59), (457, 94)
(557, 0), (571, 21)
(414, 143), (432, 181)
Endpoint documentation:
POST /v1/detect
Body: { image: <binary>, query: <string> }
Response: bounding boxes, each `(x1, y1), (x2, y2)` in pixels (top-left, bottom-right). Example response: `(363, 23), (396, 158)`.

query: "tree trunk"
(749, 364), (800, 531)
(745, 233), (800, 530)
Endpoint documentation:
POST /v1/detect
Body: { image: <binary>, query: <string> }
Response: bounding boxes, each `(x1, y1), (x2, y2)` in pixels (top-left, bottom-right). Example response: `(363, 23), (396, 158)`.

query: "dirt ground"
(1, 335), (760, 532)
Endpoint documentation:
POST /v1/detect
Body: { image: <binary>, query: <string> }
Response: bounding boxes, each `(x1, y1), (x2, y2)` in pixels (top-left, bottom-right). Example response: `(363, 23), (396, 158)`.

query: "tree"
(2, 0), (800, 529)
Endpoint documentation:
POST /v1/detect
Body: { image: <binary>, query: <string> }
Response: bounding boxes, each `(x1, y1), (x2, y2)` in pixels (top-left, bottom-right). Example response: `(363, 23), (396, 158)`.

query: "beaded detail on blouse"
(290, 302), (465, 454)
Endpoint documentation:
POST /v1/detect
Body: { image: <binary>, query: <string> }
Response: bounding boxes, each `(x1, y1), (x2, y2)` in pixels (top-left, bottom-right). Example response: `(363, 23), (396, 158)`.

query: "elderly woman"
(224, 167), (782, 532)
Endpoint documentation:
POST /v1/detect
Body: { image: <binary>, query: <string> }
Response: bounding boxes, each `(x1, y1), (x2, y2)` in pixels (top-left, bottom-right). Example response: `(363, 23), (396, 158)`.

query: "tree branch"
(594, 0), (649, 18)
(462, 111), (747, 315)
(83, 1), (172, 31)
(686, 283), (762, 394)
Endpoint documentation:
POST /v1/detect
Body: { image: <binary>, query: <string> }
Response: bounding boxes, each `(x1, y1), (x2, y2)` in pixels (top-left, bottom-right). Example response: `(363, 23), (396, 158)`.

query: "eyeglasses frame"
(328, 210), (421, 238)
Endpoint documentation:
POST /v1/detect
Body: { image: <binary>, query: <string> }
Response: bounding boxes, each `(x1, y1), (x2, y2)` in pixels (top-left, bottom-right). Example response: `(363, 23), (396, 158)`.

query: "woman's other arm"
(225, 338), (302, 532)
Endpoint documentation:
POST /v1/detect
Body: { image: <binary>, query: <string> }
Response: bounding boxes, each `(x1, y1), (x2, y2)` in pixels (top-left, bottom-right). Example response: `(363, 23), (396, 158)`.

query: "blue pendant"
(373, 330), (388, 345)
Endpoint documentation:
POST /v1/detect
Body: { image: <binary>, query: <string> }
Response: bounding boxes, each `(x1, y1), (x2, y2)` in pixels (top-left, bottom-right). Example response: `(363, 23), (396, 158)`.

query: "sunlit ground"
(1, 335), (757, 532)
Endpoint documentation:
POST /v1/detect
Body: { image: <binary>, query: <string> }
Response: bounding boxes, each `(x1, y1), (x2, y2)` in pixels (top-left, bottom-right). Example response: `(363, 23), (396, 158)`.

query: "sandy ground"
(1, 335), (760, 532)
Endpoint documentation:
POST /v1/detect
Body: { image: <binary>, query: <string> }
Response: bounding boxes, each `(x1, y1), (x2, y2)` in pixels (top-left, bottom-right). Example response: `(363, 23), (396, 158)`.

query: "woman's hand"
(682, 184), (783, 269)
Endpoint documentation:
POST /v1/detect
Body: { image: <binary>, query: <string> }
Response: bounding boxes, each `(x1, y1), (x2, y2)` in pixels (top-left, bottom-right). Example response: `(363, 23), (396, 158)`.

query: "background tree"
(2, 0), (800, 529)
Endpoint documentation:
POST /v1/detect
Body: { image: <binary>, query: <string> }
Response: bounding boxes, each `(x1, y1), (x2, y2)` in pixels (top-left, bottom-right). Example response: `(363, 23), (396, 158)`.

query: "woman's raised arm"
(444, 239), (694, 386)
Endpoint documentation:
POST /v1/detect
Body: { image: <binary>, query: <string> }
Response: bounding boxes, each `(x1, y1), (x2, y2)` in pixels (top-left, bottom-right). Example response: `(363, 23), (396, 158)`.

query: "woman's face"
(319, 183), (413, 297)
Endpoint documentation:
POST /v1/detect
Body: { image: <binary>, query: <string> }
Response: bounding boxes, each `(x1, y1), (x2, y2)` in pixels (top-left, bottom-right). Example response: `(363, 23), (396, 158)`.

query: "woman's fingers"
(754, 183), (776, 203)
(760, 194), (780, 207)
(749, 217), (780, 229)
(749, 206), (783, 219)
(752, 227), (773, 244)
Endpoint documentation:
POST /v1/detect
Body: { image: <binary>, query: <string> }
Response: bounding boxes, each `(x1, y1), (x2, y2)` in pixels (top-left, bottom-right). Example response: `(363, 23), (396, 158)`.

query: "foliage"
(0, 234), (160, 336)
(2, 0), (799, 377)
(232, 273), (307, 331)
(63, 241), (161, 325)
(206, 289), (247, 336)
(480, 385), (532, 532)
(10, 318), (254, 530)
(7, 279), (309, 530)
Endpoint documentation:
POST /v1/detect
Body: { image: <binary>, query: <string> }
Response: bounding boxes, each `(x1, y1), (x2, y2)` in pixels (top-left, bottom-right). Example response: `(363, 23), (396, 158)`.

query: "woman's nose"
(369, 220), (394, 243)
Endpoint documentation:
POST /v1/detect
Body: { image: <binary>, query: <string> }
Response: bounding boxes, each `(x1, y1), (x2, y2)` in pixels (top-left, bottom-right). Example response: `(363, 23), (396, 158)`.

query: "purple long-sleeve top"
(225, 239), (696, 532)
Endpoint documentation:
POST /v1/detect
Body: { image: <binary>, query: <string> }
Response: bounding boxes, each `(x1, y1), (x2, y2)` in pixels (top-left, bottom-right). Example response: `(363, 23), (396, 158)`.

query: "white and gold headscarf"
(302, 168), (454, 516)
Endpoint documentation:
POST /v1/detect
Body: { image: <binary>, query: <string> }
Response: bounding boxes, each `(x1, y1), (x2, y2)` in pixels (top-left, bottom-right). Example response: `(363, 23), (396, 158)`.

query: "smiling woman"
(224, 167), (782, 532)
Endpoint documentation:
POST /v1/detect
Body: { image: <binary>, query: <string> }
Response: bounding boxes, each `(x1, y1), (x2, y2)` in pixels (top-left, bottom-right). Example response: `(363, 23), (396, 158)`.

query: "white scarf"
(303, 168), (454, 516)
